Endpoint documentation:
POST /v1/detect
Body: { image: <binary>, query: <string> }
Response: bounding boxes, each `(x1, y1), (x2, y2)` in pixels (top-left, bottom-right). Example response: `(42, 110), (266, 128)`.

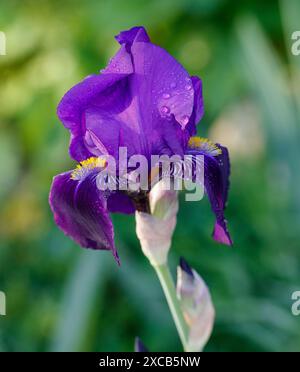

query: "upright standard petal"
(83, 28), (198, 160)
(184, 76), (204, 137)
(57, 45), (134, 162)
(57, 27), (203, 164)
(186, 137), (232, 246)
(115, 26), (150, 48)
(49, 170), (119, 263)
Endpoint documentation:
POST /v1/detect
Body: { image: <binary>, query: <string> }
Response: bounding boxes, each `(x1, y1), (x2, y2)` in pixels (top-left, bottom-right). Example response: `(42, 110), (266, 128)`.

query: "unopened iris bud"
(136, 179), (178, 266)
(134, 337), (149, 352)
(177, 257), (215, 352)
(149, 178), (178, 219)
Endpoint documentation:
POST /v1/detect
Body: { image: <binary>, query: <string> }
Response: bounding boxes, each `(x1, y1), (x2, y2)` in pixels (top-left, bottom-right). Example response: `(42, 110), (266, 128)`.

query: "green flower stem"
(153, 263), (189, 351)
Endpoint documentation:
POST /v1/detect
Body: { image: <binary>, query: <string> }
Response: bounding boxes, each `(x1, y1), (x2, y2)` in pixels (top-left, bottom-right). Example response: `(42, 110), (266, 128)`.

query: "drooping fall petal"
(49, 170), (119, 263)
(186, 138), (232, 245)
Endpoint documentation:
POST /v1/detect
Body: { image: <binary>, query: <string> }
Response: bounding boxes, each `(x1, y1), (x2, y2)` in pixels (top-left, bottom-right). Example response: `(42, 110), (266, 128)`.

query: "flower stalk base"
(152, 263), (189, 351)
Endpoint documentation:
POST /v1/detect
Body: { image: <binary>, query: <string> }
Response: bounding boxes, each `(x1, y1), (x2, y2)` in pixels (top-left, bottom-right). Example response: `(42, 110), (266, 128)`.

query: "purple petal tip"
(115, 26), (150, 46)
(213, 221), (233, 246)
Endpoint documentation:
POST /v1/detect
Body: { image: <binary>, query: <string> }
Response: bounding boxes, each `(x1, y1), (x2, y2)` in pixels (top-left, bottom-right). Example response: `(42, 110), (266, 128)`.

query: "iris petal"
(57, 27), (203, 163)
(57, 47), (133, 162)
(185, 76), (204, 136)
(107, 191), (135, 214)
(185, 140), (232, 246)
(49, 170), (120, 263)
(115, 26), (150, 47)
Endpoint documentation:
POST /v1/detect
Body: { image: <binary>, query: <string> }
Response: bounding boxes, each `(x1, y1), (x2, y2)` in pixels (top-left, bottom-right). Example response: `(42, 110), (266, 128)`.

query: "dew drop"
(162, 93), (171, 99)
(185, 84), (192, 91)
(161, 106), (170, 114)
(170, 82), (177, 89)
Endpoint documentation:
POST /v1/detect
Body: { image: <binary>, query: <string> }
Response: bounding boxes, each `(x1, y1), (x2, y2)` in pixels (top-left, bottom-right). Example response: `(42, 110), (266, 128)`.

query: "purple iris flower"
(49, 26), (232, 264)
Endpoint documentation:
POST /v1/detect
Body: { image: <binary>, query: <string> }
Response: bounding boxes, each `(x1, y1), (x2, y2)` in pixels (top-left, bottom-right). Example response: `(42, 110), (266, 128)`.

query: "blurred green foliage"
(0, 0), (300, 352)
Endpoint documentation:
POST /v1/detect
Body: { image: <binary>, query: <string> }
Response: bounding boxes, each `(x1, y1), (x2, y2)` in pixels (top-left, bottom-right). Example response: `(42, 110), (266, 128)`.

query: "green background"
(0, 0), (300, 352)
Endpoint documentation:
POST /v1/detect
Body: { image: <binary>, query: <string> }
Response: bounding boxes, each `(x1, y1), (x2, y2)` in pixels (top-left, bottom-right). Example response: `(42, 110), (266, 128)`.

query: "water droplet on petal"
(170, 82), (177, 89)
(161, 106), (170, 114)
(185, 84), (192, 91)
(162, 93), (171, 99)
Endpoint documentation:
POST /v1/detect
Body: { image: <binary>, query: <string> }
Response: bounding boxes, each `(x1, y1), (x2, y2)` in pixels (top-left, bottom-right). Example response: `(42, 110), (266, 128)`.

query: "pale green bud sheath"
(135, 178), (178, 266)
(135, 179), (189, 350)
(177, 258), (215, 352)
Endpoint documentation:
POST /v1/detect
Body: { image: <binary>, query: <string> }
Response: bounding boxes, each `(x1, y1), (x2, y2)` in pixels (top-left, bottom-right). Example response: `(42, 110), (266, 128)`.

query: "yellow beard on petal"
(71, 157), (107, 180)
(188, 137), (222, 157)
